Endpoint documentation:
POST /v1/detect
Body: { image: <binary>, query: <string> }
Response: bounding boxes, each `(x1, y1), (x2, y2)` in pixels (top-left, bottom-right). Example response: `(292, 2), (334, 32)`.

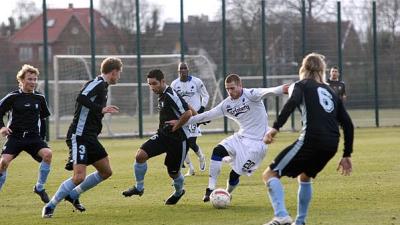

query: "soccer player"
(0, 64), (52, 203)
(166, 74), (287, 202)
(262, 53), (354, 225)
(122, 69), (192, 205)
(327, 66), (347, 101)
(171, 62), (209, 176)
(42, 57), (123, 218)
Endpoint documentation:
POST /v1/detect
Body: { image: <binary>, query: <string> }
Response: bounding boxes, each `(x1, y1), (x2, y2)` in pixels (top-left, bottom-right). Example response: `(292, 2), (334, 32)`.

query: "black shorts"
(66, 134), (108, 165)
(270, 139), (338, 178)
(141, 133), (188, 174)
(1, 135), (49, 161)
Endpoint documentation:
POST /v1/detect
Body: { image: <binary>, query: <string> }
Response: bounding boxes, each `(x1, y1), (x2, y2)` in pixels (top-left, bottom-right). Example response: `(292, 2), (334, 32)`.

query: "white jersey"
(187, 86), (284, 141)
(171, 76), (209, 111)
(171, 75), (210, 137)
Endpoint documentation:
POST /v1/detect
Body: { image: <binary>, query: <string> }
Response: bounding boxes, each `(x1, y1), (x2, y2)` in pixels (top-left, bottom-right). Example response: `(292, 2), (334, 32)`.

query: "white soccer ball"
(210, 188), (231, 209)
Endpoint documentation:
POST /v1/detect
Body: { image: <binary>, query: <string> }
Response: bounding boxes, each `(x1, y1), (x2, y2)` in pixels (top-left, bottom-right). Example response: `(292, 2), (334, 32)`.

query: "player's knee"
(72, 172), (86, 184)
(135, 149), (148, 163)
(298, 173), (311, 183)
(262, 167), (275, 184)
(211, 145), (229, 161)
(100, 169), (112, 180)
(41, 149), (52, 163)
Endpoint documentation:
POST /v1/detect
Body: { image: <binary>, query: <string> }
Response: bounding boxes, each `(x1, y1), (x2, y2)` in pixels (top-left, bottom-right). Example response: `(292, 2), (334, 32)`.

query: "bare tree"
(11, 0), (40, 28)
(100, 0), (156, 34)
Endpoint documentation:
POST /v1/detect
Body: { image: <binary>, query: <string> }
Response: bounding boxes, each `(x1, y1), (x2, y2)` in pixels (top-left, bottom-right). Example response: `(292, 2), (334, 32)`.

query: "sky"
(0, 0), (220, 25)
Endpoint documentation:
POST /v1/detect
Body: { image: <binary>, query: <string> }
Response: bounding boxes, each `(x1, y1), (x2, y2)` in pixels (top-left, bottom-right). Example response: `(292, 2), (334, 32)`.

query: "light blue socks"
(47, 178), (76, 209)
(69, 171), (104, 200)
(173, 173), (184, 196)
(267, 177), (289, 218)
(134, 162), (147, 191)
(36, 161), (50, 191)
(0, 171), (7, 190)
(295, 181), (312, 225)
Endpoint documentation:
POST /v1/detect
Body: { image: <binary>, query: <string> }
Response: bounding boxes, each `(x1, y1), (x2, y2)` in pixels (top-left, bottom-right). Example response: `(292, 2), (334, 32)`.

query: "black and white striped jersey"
(157, 86), (190, 141)
(0, 89), (50, 136)
(67, 75), (108, 137)
(273, 79), (354, 157)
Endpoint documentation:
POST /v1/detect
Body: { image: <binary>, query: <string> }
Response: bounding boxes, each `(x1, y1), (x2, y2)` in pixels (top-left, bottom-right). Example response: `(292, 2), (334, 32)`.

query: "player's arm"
(264, 83), (303, 144)
(342, 83), (347, 101)
(167, 92), (192, 132)
(336, 97), (353, 175)
(198, 80), (210, 113)
(250, 84), (289, 102)
(39, 96), (51, 140)
(0, 94), (13, 136)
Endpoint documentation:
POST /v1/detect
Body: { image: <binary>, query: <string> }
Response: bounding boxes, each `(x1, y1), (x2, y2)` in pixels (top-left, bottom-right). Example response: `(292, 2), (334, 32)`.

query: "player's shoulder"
(33, 90), (46, 99)
(1, 90), (21, 100)
(189, 76), (204, 84)
(171, 78), (180, 86)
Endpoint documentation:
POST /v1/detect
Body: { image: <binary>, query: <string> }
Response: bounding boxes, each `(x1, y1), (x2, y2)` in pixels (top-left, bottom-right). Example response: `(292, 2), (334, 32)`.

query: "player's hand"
(263, 128), (278, 144)
(0, 127), (12, 137)
(282, 83), (290, 94)
(197, 106), (205, 114)
(337, 157), (352, 176)
(102, 105), (119, 114)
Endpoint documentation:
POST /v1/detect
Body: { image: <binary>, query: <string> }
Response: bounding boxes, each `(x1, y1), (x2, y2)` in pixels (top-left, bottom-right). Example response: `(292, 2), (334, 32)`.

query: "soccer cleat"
(65, 159), (73, 171)
(165, 189), (185, 205)
(65, 195), (86, 212)
(33, 186), (50, 203)
(122, 186), (144, 197)
(203, 188), (213, 202)
(184, 169), (195, 177)
(199, 155), (206, 171)
(291, 223), (305, 225)
(263, 216), (293, 225)
(41, 205), (54, 218)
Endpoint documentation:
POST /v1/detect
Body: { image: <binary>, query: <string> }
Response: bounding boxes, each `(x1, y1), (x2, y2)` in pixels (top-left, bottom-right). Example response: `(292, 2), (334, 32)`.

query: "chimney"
(68, 3), (73, 9)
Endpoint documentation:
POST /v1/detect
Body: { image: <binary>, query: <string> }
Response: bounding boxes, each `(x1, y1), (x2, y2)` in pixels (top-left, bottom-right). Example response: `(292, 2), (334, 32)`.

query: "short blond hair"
(225, 74), (242, 85)
(299, 53), (326, 83)
(16, 64), (39, 83)
(101, 57), (123, 74)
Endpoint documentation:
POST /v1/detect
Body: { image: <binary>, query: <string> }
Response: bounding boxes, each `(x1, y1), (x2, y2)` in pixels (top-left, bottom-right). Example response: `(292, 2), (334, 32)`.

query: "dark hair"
(101, 57), (123, 74)
(331, 66), (338, 70)
(147, 69), (164, 81)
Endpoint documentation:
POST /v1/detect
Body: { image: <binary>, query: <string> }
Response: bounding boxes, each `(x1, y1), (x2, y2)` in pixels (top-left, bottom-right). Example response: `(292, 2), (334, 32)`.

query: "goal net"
(50, 54), (224, 139)
(43, 54), (299, 139)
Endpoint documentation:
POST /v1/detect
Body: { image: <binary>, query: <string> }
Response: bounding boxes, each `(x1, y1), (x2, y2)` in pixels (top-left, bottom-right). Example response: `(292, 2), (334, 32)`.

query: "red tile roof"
(11, 7), (117, 44)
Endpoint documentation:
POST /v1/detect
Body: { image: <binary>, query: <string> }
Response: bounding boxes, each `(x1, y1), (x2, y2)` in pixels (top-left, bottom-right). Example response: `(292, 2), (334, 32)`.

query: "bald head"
(178, 62), (189, 81)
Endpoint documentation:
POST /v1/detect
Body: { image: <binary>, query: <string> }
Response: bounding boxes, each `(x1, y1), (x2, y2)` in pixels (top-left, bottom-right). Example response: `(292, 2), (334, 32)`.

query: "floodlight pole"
(136, 0), (144, 137)
(42, 0), (49, 141)
(90, 0), (96, 79)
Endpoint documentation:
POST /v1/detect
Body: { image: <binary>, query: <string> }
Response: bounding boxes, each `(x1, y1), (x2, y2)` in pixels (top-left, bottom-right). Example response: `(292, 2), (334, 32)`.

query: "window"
(67, 46), (81, 55)
(38, 45), (52, 62)
(47, 19), (56, 27)
(19, 47), (33, 61)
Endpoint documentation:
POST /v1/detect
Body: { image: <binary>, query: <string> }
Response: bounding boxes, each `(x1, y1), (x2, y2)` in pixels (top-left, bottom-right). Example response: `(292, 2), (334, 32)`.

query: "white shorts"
(186, 123), (202, 137)
(220, 133), (267, 176)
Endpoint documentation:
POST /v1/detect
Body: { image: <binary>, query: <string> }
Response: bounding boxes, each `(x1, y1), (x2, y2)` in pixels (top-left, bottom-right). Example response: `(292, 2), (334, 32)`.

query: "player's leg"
(203, 144), (229, 202)
(43, 135), (87, 218)
(0, 154), (14, 190)
(188, 137), (206, 172)
(123, 135), (163, 197)
(226, 170), (240, 194)
(165, 139), (187, 205)
(262, 168), (292, 225)
(43, 164), (87, 218)
(33, 147), (52, 203)
(184, 137), (196, 176)
(293, 173), (312, 225)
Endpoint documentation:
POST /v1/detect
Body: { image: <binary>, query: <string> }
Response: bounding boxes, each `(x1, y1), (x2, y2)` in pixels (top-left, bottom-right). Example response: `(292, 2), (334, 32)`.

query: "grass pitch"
(0, 127), (399, 225)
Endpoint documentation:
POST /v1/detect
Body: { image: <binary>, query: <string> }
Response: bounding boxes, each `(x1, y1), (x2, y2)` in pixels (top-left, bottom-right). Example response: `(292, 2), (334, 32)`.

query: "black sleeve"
(337, 98), (354, 157)
(168, 92), (189, 115)
(77, 84), (103, 113)
(273, 83), (303, 130)
(40, 118), (46, 140)
(40, 96), (51, 119)
(0, 95), (13, 128)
